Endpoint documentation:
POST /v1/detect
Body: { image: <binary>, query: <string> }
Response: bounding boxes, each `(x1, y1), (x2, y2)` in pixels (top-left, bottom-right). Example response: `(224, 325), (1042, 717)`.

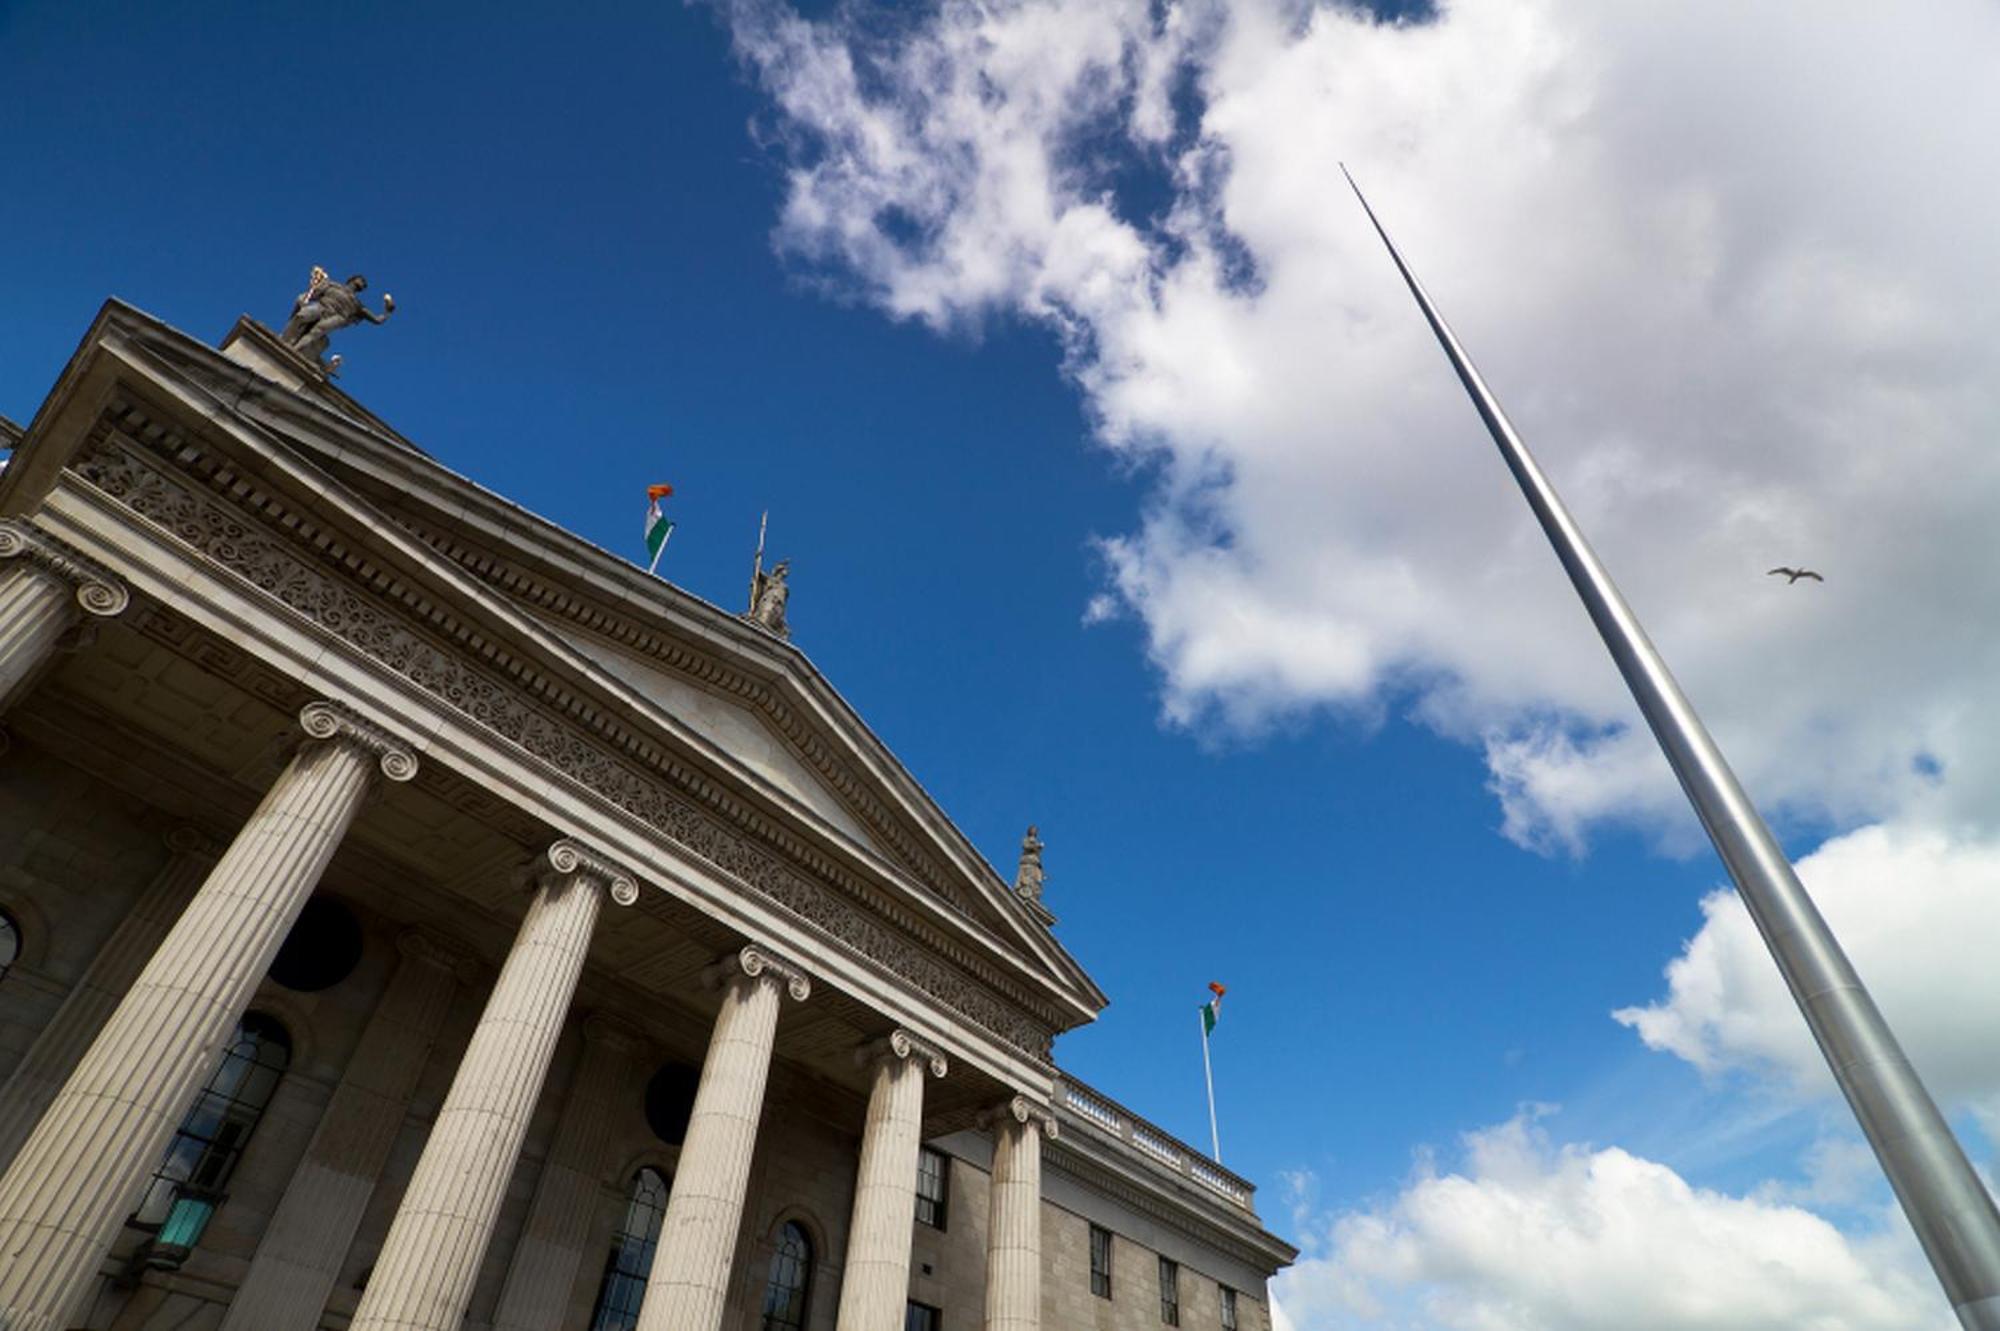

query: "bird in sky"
(1767, 566), (1824, 584)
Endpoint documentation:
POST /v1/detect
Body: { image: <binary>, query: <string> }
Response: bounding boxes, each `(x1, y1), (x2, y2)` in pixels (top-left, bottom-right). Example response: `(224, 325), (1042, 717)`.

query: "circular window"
(644, 1063), (702, 1145)
(269, 897), (364, 992)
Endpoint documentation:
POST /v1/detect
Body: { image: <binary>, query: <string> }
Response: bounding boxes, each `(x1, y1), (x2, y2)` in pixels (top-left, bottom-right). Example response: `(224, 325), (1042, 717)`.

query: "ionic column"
(490, 1013), (643, 1331)
(347, 840), (638, 1331)
(219, 932), (470, 1331)
(981, 1097), (1057, 1331)
(635, 945), (811, 1331)
(0, 827), (217, 1171)
(834, 1030), (950, 1331)
(0, 700), (415, 1331)
(0, 517), (129, 710)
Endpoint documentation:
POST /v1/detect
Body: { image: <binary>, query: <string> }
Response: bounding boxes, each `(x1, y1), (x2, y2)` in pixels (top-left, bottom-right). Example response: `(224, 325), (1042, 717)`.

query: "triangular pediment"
(17, 304), (1107, 1031)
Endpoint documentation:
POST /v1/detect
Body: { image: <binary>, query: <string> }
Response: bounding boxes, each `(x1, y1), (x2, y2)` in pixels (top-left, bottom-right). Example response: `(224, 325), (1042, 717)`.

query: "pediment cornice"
(92, 307), (1103, 1013)
(56, 373), (1089, 1059)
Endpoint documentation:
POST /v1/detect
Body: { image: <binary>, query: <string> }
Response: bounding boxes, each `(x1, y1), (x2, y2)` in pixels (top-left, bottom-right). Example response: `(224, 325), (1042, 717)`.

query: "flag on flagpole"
(1200, 980), (1226, 1037)
(644, 484), (675, 572)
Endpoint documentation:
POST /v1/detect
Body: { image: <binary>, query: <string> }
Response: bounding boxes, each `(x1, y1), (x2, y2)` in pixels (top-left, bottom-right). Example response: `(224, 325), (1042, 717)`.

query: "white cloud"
(1615, 820), (2000, 1125)
(1275, 1114), (1950, 1331)
(724, 0), (2000, 850)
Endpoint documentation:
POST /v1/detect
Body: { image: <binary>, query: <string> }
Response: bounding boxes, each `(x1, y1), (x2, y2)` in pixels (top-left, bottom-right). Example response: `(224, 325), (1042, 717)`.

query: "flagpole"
(1344, 168), (2000, 1330)
(1200, 1009), (1221, 1163)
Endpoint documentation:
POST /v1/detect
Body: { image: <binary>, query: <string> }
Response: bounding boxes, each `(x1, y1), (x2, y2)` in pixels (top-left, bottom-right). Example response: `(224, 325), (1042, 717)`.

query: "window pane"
(133, 1013), (290, 1235)
(1221, 1287), (1238, 1330)
(915, 1148), (949, 1229)
(904, 1301), (941, 1331)
(1159, 1256), (1179, 1327)
(591, 1168), (672, 1331)
(1090, 1225), (1113, 1299)
(761, 1220), (814, 1330)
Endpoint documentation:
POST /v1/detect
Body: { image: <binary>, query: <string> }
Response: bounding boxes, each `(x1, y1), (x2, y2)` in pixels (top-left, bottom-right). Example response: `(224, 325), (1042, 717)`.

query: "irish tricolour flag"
(1200, 981), (1226, 1037)
(644, 483), (675, 572)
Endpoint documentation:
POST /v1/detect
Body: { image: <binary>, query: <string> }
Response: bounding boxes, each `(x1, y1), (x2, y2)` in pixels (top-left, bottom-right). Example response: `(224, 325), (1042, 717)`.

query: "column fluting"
(982, 1098), (1054, 1331)
(219, 932), (467, 1331)
(834, 1030), (949, 1331)
(489, 1013), (642, 1331)
(0, 518), (128, 710)
(0, 700), (414, 1331)
(634, 945), (810, 1331)
(345, 840), (635, 1331)
(0, 828), (216, 1171)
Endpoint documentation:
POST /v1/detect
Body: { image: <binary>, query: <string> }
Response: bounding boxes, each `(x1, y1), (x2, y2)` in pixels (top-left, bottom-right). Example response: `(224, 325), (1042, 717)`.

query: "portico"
(0, 301), (1292, 1331)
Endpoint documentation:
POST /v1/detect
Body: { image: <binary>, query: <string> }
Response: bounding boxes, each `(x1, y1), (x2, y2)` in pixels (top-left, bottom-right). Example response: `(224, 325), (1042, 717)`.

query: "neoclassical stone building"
(0, 303), (1295, 1331)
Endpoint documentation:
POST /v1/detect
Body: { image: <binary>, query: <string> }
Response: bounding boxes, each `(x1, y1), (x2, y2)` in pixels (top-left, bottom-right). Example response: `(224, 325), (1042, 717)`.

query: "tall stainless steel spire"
(1342, 167), (2000, 1330)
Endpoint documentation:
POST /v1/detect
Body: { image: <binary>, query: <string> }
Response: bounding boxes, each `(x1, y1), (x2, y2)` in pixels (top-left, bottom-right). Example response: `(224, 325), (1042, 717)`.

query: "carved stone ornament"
(859, 1028), (949, 1079)
(74, 436), (1053, 1058)
(543, 838), (641, 907)
(980, 1094), (1060, 1140)
(707, 944), (812, 1003)
(298, 700), (420, 782)
(0, 517), (130, 618)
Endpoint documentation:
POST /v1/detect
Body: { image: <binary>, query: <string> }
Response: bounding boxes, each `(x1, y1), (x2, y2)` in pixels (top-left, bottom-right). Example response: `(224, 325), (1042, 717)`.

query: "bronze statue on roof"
(280, 266), (395, 369)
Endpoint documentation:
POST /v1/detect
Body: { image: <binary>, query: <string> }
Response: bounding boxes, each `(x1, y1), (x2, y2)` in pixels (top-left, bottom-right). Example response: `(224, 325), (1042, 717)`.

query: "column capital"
(979, 1095), (1059, 1140)
(0, 518), (129, 618)
(541, 839), (640, 906)
(298, 700), (419, 782)
(705, 944), (811, 1002)
(856, 1028), (949, 1079)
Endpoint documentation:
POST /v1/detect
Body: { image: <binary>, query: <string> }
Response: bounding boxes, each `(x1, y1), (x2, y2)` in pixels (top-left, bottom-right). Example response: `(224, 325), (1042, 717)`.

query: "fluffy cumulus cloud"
(721, 5), (2000, 1322)
(1275, 1114), (1951, 1331)
(722, 0), (2000, 852)
(1616, 822), (2000, 1127)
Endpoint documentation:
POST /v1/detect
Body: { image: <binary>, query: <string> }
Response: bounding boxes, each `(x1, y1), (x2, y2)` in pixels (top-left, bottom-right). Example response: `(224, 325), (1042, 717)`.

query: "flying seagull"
(1767, 566), (1824, 584)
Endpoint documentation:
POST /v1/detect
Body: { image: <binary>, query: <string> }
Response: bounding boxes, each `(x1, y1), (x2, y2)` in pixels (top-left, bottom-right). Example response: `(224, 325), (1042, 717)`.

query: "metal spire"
(1342, 166), (2000, 1330)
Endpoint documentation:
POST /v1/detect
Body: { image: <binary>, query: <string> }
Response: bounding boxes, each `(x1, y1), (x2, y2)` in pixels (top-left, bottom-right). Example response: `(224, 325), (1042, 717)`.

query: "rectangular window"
(915, 1147), (949, 1229)
(905, 1300), (942, 1331)
(1158, 1256), (1179, 1326)
(1089, 1225), (1113, 1299)
(1221, 1286), (1238, 1331)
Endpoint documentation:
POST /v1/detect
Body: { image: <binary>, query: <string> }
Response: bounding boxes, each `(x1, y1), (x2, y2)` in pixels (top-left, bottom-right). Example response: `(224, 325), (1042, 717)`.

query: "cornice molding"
(0, 517), (130, 617)
(69, 416), (1059, 1059)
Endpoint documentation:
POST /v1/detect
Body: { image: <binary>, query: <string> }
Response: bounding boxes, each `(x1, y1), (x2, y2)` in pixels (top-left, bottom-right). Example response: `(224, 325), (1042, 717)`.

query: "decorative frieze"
(72, 435), (1055, 1058)
(0, 517), (130, 618)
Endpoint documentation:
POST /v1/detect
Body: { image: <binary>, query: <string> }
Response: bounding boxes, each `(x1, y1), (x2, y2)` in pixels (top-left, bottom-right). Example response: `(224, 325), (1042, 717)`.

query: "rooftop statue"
(749, 558), (791, 640)
(280, 266), (395, 370)
(1014, 824), (1045, 902)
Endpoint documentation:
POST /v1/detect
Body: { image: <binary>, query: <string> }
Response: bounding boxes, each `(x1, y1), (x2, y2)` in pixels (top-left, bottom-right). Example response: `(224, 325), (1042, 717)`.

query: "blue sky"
(8, 3), (1999, 1327)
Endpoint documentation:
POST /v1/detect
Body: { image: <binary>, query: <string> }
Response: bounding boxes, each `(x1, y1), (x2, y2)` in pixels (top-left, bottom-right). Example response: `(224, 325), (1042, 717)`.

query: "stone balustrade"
(1054, 1075), (1257, 1211)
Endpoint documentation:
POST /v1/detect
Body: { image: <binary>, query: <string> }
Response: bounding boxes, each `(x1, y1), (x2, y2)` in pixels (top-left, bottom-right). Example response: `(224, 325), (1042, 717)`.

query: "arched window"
(0, 908), (18, 983)
(589, 1166), (671, 1331)
(761, 1220), (814, 1331)
(132, 1012), (291, 1261)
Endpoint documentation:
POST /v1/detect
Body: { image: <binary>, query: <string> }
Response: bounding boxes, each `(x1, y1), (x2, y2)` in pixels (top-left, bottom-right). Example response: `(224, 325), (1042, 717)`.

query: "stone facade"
(0, 303), (1294, 1330)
